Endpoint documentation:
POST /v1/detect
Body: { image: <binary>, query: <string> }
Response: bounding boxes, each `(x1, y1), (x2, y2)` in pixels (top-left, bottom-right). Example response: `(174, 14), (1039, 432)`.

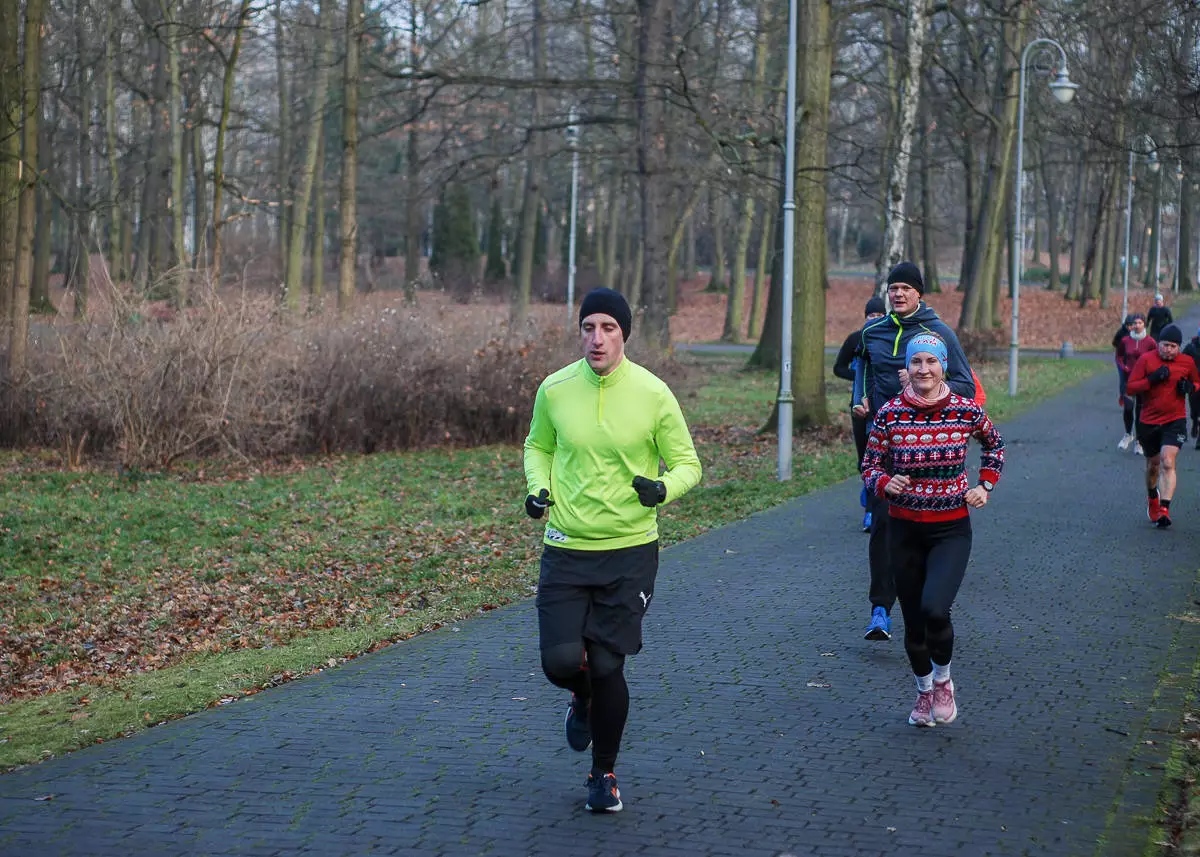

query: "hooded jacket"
(852, 303), (975, 415)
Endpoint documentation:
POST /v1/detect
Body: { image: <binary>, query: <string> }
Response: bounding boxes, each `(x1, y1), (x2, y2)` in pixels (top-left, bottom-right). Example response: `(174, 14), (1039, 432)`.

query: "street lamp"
(1122, 135), (1157, 320)
(565, 109), (581, 328)
(1011, 38), (1079, 397)
(777, 0), (798, 480)
(1174, 160), (1184, 293)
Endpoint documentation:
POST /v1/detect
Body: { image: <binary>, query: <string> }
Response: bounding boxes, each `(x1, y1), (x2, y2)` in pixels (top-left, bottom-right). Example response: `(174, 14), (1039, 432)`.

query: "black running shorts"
(536, 541), (659, 656)
(1136, 418), (1188, 458)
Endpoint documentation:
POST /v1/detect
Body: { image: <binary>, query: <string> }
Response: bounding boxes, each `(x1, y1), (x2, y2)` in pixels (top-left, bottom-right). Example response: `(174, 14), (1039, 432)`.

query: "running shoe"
(1135, 441), (1145, 456)
(564, 694), (592, 752)
(1118, 433), (1134, 451)
(864, 606), (891, 641)
(908, 690), (935, 727)
(932, 679), (958, 724)
(862, 509), (872, 532)
(585, 770), (623, 813)
(1157, 508), (1172, 529)
(1149, 496), (1161, 523)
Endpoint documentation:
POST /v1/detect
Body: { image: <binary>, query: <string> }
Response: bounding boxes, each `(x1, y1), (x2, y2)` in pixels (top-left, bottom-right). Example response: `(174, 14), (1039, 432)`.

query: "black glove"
(1149, 365), (1172, 384)
(524, 488), (554, 519)
(632, 476), (667, 508)
(1177, 377), (1195, 396)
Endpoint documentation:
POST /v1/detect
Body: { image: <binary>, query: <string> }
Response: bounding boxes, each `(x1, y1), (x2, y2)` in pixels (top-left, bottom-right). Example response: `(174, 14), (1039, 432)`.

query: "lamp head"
(1049, 70), (1079, 104)
(1147, 150), (1161, 174)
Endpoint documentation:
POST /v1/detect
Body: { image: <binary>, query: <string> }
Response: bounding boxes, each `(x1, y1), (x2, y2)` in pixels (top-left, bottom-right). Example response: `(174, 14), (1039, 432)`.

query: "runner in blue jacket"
(852, 261), (975, 641)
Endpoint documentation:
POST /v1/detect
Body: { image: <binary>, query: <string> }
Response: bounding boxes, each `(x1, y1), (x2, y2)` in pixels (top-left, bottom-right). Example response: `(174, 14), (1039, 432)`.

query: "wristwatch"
(979, 480), (994, 493)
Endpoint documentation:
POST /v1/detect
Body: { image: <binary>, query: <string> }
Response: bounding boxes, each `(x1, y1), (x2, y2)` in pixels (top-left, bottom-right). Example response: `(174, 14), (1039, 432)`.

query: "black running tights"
(887, 515), (973, 677)
(541, 641), (629, 773)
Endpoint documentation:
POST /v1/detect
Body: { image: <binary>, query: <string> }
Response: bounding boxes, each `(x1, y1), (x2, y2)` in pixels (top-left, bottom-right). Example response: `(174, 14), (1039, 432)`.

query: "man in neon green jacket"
(523, 287), (701, 813)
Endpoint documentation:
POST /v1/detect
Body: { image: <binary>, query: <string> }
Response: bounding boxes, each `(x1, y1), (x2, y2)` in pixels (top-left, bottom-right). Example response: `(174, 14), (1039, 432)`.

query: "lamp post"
(565, 109), (580, 327)
(1011, 37), (1078, 397)
(1174, 160), (1184, 293)
(1122, 137), (1158, 321)
(776, 0), (798, 480)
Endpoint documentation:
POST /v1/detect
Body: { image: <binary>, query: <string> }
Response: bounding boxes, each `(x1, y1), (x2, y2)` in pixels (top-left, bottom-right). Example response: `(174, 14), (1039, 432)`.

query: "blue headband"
(905, 334), (948, 371)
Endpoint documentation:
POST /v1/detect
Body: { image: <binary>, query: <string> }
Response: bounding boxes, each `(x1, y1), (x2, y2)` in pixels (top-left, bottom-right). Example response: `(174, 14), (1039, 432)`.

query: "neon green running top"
(523, 356), (702, 550)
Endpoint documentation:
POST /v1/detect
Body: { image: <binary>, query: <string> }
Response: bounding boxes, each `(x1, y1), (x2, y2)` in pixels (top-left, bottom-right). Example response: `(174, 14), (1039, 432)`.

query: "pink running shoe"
(932, 679), (958, 724)
(908, 690), (935, 727)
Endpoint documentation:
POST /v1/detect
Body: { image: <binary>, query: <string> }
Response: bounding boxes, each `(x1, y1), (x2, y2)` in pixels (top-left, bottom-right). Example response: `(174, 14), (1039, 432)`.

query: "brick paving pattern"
(3, 362), (1200, 856)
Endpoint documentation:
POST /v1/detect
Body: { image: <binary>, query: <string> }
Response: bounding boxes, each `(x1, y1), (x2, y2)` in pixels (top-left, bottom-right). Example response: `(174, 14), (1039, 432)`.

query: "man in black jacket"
(834, 295), (887, 532)
(852, 261), (975, 642)
(1148, 294), (1174, 340)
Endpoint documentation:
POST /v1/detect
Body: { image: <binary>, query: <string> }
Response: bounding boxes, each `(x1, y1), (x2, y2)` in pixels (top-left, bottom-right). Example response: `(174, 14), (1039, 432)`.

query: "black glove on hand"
(524, 488), (554, 519)
(1149, 365), (1172, 383)
(632, 476), (667, 508)
(1178, 377), (1195, 396)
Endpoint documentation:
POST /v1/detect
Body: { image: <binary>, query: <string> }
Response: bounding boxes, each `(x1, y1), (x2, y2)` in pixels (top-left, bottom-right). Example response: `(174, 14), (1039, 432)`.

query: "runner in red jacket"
(1114, 313), (1156, 453)
(1125, 325), (1200, 528)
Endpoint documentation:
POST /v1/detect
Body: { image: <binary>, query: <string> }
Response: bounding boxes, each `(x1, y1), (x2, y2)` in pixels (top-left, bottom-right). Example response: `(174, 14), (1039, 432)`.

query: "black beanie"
(886, 261), (925, 295)
(579, 288), (632, 341)
(1160, 324), (1183, 345)
(864, 296), (886, 317)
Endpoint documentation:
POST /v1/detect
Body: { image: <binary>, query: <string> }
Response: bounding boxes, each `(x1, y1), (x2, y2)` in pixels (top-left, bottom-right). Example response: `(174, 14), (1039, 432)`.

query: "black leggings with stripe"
(888, 515), (972, 677)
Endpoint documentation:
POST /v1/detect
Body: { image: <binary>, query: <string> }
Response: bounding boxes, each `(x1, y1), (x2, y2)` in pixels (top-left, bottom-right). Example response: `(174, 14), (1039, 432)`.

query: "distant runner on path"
(1114, 313), (1156, 454)
(861, 333), (1005, 728)
(1125, 324), (1200, 529)
(852, 261), (976, 643)
(523, 287), (702, 813)
(833, 294), (887, 532)
(1147, 293), (1174, 341)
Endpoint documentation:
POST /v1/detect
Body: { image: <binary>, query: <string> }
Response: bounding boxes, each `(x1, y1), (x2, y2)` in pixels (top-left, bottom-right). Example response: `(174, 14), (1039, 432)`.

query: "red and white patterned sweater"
(861, 389), (1005, 522)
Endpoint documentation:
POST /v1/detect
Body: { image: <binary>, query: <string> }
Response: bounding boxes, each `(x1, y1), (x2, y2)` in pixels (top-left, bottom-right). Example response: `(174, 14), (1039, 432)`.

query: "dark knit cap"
(1160, 324), (1183, 345)
(579, 288), (632, 341)
(886, 261), (925, 295)
(864, 296), (886, 317)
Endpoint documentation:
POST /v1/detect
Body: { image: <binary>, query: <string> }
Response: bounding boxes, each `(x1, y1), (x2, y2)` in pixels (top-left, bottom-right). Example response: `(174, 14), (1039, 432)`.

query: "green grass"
(0, 355), (1106, 770)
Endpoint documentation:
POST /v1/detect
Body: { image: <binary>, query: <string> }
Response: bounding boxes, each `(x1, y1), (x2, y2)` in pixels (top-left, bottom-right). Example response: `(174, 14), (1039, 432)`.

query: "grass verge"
(0, 355), (1105, 770)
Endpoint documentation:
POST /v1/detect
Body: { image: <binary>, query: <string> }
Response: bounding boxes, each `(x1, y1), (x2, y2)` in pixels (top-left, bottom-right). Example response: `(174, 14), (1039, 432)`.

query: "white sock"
(932, 662), (951, 684)
(915, 672), (933, 693)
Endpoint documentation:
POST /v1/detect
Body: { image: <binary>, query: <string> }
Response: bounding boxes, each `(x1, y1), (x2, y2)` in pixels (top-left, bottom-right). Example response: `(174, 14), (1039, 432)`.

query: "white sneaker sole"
(934, 704), (958, 724)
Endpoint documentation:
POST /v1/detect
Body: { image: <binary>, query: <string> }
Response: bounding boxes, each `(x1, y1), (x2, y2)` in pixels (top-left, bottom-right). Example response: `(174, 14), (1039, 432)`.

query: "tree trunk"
(1040, 142), (1062, 289)
(919, 100), (939, 294)
(788, 0), (832, 427)
(309, 129), (325, 309)
(709, 191), (726, 292)
(511, 0), (545, 324)
(337, 0), (362, 313)
(274, 0), (291, 276)
(749, 156), (786, 369)
(875, 0), (933, 295)
(0, 0), (20, 323)
(283, 0), (332, 312)
(602, 178), (621, 289)
(1066, 147), (1089, 300)
(959, 4), (1026, 330)
(723, 190), (755, 341)
(1181, 163), (1195, 293)
(189, 102), (207, 271)
(29, 105), (52, 312)
(11, 0), (46, 379)
(635, 0), (671, 350)
(104, 0), (123, 282)
(163, 0), (187, 288)
(210, 0), (252, 287)
(72, 39), (92, 319)
(1145, 166), (1162, 288)
(749, 201), (773, 341)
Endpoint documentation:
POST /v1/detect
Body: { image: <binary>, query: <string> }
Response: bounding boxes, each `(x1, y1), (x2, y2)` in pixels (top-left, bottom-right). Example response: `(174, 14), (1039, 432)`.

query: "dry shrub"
(0, 280), (682, 466)
(957, 327), (1007, 366)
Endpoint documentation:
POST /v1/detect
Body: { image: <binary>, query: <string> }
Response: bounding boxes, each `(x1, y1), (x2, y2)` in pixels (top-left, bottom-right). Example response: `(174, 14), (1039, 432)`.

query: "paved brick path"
(3, 362), (1200, 856)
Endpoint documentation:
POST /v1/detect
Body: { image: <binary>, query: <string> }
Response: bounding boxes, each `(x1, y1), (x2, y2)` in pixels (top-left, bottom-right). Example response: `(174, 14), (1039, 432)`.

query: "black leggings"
(1119, 369), (1141, 434)
(888, 516), (973, 677)
(541, 641), (628, 772)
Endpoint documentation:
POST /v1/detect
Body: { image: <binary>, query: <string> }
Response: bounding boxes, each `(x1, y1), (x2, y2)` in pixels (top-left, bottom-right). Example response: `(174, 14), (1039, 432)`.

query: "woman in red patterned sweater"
(861, 333), (1005, 728)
